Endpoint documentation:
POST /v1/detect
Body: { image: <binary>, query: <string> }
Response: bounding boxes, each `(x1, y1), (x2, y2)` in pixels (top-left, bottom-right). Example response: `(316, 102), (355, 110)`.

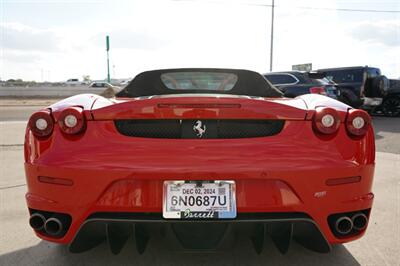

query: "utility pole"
(106, 35), (110, 83)
(269, 0), (275, 72)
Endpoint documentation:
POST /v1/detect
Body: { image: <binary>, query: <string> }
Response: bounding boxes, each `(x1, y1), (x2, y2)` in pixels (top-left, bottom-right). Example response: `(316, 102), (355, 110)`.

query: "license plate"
(163, 180), (236, 219)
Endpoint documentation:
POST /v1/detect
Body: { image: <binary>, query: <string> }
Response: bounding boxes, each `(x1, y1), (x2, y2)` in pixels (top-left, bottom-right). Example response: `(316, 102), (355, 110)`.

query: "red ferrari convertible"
(25, 69), (375, 254)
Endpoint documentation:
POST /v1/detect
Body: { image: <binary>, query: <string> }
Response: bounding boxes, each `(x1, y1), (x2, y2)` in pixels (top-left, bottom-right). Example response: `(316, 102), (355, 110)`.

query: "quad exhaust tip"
(328, 209), (370, 237)
(29, 210), (71, 238)
(44, 217), (64, 236)
(352, 213), (368, 231)
(29, 213), (46, 231)
(334, 216), (353, 235)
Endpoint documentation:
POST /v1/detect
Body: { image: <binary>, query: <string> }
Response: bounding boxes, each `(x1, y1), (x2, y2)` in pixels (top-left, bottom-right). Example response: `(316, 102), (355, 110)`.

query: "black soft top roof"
(116, 68), (283, 98)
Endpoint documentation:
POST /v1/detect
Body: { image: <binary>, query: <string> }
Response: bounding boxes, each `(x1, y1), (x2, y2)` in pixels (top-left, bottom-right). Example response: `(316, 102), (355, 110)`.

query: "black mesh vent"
(115, 120), (181, 138)
(114, 119), (284, 139)
(217, 120), (283, 139)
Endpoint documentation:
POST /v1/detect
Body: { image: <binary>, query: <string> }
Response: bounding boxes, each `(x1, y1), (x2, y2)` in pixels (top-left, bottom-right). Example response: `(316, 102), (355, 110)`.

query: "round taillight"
(346, 109), (371, 137)
(35, 118), (48, 130)
(28, 110), (54, 138)
(313, 107), (341, 135)
(321, 114), (335, 127)
(58, 107), (85, 134)
(64, 114), (78, 128)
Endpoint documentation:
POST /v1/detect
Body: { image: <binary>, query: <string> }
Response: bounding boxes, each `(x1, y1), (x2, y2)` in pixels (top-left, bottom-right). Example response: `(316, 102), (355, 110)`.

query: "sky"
(0, 0), (399, 82)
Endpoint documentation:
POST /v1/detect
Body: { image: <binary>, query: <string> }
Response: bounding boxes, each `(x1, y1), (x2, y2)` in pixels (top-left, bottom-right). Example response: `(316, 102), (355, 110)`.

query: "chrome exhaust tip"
(352, 213), (368, 231)
(29, 213), (46, 231)
(334, 216), (353, 235)
(44, 217), (63, 236)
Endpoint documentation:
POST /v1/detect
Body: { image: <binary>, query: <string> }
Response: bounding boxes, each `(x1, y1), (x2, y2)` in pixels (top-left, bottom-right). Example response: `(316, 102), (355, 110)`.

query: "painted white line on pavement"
(0, 121), (27, 125)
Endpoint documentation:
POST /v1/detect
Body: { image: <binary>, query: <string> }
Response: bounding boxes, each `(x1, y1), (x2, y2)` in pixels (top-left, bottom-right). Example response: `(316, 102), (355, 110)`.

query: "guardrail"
(0, 86), (105, 97)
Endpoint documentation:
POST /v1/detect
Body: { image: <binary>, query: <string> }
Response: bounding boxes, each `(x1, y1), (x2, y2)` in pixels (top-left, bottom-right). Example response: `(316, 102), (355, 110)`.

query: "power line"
(172, 0), (400, 13)
(296, 6), (400, 13)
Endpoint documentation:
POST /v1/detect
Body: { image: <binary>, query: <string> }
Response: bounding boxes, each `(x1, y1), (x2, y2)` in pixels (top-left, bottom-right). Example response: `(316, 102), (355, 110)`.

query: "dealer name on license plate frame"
(163, 180), (236, 219)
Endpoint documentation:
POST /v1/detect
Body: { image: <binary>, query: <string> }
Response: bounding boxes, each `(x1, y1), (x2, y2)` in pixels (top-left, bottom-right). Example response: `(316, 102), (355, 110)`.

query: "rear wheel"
(371, 75), (389, 97)
(381, 96), (400, 117)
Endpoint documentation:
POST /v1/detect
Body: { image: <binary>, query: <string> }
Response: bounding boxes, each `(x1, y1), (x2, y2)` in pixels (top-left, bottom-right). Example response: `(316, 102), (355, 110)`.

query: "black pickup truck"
(316, 66), (389, 110)
(374, 79), (400, 116)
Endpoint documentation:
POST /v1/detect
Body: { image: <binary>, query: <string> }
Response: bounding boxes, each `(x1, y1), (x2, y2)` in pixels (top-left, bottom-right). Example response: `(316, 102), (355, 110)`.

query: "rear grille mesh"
(114, 119), (284, 139)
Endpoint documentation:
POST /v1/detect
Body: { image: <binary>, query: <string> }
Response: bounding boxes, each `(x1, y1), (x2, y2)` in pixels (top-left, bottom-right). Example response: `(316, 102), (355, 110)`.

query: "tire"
(338, 88), (362, 108)
(381, 96), (400, 117)
(371, 75), (389, 97)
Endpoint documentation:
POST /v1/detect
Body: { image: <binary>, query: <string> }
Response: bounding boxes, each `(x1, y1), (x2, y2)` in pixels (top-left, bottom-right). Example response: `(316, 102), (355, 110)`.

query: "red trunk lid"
(91, 95), (308, 121)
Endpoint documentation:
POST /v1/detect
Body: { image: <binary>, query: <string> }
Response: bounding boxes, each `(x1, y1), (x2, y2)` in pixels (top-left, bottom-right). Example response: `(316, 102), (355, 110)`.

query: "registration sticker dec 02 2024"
(163, 180), (237, 219)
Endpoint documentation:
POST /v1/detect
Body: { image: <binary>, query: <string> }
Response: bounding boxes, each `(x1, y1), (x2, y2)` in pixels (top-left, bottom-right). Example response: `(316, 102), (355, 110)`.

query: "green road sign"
(106, 35), (110, 82)
(106, 35), (110, 51)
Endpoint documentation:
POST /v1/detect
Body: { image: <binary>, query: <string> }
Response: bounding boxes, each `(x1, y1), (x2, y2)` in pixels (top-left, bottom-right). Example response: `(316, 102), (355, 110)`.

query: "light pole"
(269, 0), (275, 72)
(106, 36), (110, 83)
(172, 0), (276, 71)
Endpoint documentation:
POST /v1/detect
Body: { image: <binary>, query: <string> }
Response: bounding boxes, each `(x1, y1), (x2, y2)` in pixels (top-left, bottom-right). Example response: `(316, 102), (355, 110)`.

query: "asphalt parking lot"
(0, 99), (399, 266)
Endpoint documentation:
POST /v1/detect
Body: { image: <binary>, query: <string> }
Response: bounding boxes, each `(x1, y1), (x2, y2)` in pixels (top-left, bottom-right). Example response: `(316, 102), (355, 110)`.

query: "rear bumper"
(24, 120), (376, 251)
(68, 212), (331, 254)
(24, 163), (375, 249)
(362, 97), (383, 108)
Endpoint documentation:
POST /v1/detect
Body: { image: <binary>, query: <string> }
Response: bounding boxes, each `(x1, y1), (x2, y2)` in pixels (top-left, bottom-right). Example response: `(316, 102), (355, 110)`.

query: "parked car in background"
(119, 79), (131, 86)
(374, 79), (400, 116)
(64, 79), (85, 86)
(89, 81), (115, 88)
(316, 66), (389, 110)
(263, 71), (339, 99)
(90, 82), (121, 98)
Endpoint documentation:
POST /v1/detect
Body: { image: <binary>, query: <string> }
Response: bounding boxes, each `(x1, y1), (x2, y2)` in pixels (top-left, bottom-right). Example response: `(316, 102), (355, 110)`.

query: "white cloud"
(0, 22), (60, 52)
(350, 20), (400, 47)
